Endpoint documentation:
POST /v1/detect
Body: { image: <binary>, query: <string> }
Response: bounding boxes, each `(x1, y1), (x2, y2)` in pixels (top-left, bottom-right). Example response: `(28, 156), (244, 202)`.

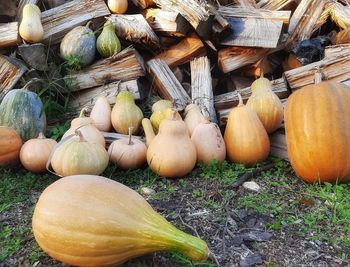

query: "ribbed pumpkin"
(60, 24), (96, 67)
(224, 94), (270, 166)
(32, 175), (209, 266)
(0, 80), (46, 141)
(19, 4), (43, 43)
(285, 73), (350, 183)
(0, 127), (22, 166)
(96, 20), (121, 58)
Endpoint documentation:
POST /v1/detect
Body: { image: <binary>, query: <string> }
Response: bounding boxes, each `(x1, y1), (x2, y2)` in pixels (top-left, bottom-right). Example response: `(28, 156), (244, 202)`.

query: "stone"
(243, 181), (261, 192)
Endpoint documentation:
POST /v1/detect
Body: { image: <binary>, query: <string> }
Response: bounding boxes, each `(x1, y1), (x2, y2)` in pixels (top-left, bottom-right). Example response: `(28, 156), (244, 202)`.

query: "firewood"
(190, 56), (217, 123)
(256, 0), (296, 10)
(0, 0), (17, 22)
(130, 0), (155, 9)
(282, 53), (303, 72)
(109, 14), (160, 50)
(41, 0), (110, 45)
(44, 0), (73, 8)
(70, 80), (144, 110)
(270, 130), (288, 161)
(16, 0), (39, 22)
(331, 29), (350, 45)
(238, 57), (272, 77)
(67, 48), (145, 92)
(147, 58), (191, 110)
(328, 1), (350, 30)
(154, 32), (206, 69)
(142, 8), (190, 37)
(154, 0), (214, 39)
(286, 0), (327, 49)
(18, 43), (49, 71)
(226, 76), (254, 92)
(0, 22), (20, 49)
(324, 44), (350, 59)
(0, 56), (27, 101)
(235, 0), (257, 8)
(207, 5), (231, 43)
(284, 48), (350, 91)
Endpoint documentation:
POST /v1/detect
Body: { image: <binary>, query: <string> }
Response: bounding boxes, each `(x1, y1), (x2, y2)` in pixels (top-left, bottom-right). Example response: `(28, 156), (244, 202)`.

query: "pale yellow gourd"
(90, 96), (112, 132)
(108, 0), (128, 14)
(150, 100), (172, 133)
(184, 103), (206, 136)
(19, 4), (44, 43)
(142, 118), (155, 147)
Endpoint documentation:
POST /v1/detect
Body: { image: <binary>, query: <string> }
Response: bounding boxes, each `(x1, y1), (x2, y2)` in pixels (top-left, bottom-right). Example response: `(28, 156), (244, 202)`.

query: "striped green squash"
(0, 80), (46, 141)
(96, 20), (121, 58)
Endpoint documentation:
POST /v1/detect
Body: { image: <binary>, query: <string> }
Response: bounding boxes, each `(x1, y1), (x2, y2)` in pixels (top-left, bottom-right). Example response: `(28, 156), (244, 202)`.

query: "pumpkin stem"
(237, 93), (244, 107)
(37, 132), (45, 139)
(128, 127), (134, 145)
(79, 107), (89, 118)
(314, 67), (325, 84)
(22, 78), (42, 91)
(75, 130), (86, 142)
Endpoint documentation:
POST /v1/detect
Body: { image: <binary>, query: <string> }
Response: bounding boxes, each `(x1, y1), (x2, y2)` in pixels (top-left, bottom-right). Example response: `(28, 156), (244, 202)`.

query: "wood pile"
(2, 0), (350, 161)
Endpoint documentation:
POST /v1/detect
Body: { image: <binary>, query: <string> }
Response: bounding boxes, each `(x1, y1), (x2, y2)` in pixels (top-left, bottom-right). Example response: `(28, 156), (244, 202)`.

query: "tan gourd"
(62, 108), (105, 147)
(184, 103), (206, 136)
(90, 96), (112, 132)
(0, 127), (22, 166)
(191, 120), (226, 165)
(111, 91), (144, 135)
(108, 0), (128, 14)
(108, 127), (147, 170)
(224, 94), (270, 166)
(142, 118), (155, 147)
(20, 133), (57, 173)
(150, 100), (173, 133)
(147, 110), (197, 178)
(19, 4), (44, 43)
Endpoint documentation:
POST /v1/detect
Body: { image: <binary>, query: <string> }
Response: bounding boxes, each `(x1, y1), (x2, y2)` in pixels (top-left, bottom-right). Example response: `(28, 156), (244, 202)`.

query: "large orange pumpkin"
(285, 79), (350, 183)
(0, 126), (22, 166)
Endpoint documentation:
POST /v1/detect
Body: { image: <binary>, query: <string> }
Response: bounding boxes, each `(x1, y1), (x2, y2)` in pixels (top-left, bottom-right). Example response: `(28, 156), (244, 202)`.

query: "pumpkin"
(0, 80), (46, 141)
(147, 110), (197, 178)
(108, 0), (128, 14)
(285, 72), (350, 183)
(108, 127), (147, 170)
(246, 74), (284, 134)
(32, 175), (209, 266)
(150, 99), (173, 133)
(60, 23), (96, 67)
(142, 118), (155, 147)
(96, 20), (121, 58)
(191, 120), (226, 165)
(224, 94), (270, 166)
(184, 103), (206, 136)
(90, 96), (112, 132)
(19, 4), (43, 43)
(20, 133), (57, 173)
(0, 127), (22, 166)
(111, 91), (144, 135)
(51, 131), (109, 177)
(62, 108), (105, 147)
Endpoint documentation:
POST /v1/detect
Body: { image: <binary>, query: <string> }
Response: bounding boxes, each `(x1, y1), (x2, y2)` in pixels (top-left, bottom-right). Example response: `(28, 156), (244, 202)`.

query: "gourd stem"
(85, 21), (92, 29)
(22, 78), (42, 91)
(237, 93), (244, 107)
(75, 130), (86, 142)
(37, 132), (45, 139)
(171, 108), (178, 121)
(128, 127), (134, 145)
(314, 67), (324, 84)
(79, 107), (89, 118)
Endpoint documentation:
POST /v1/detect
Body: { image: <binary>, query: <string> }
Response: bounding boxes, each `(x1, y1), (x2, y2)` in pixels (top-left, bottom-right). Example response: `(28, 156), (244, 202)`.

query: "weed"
(0, 226), (25, 261)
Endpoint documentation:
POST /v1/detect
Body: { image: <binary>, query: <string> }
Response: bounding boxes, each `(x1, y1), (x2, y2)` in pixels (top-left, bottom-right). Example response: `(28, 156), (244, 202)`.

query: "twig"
(208, 250), (221, 266)
(179, 215), (199, 238)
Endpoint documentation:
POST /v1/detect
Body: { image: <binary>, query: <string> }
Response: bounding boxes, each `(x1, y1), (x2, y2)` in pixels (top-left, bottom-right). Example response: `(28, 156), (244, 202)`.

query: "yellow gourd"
(150, 100), (173, 133)
(108, 0), (128, 14)
(96, 21), (121, 58)
(142, 118), (155, 147)
(19, 4), (44, 43)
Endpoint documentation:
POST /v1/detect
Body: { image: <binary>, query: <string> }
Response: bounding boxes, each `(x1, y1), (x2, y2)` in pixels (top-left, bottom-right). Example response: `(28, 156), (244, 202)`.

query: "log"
(256, 0), (296, 10)
(208, 5), (231, 43)
(16, 0), (39, 22)
(41, 0), (110, 45)
(235, 0), (257, 8)
(142, 8), (190, 37)
(0, 0), (17, 22)
(154, 32), (206, 69)
(67, 48), (146, 91)
(190, 56), (217, 123)
(44, 0), (73, 8)
(70, 80), (144, 110)
(284, 48), (350, 91)
(147, 58), (191, 110)
(324, 45), (350, 59)
(130, 0), (155, 9)
(329, 1), (350, 30)
(226, 76), (254, 92)
(0, 22), (20, 49)
(0, 56), (27, 101)
(270, 130), (288, 161)
(18, 43), (49, 71)
(286, 0), (327, 49)
(109, 14), (160, 50)
(154, 0), (213, 39)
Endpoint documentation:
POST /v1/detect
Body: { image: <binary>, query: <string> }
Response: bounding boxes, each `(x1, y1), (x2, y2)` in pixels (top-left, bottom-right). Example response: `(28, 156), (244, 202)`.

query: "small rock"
(240, 254), (263, 267)
(140, 187), (155, 196)
(243, 181), (261, 192)
(232, 235), (244, 247)
(241, 231), (273, 242)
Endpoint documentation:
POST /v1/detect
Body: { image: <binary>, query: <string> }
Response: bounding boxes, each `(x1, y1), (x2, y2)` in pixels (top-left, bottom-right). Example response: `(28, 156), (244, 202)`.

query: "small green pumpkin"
(96, 20), (121, 58)
(0, 80), (46, 141)
(60, 23), (96, 67)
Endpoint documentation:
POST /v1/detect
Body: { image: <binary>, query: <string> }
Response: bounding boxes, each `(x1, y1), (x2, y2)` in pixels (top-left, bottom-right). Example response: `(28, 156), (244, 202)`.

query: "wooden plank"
(329, 1), (350, 30)
(16, 0), (38, 22)
(324, 45), (350, 59)
(142, 8), (190, 37)
(190, 56), (217, 123)
(18, 43), (49, 71)
(153, 32), (206, 69)
(147, 58), (191, 110)
(256, 0), (295, 10)
(44, 0), (73, 8)
(109, 14), (160, 50)
(270, 130), (288, 161)
(0, 56), (27, 102)
(67, 48), (146, 91)
(41, 0), (110, 45)
(235, 0), (257, 8)
(0, 22), (20, 49)
(0, 0), (17, 22)
(130, 0), (155, 9)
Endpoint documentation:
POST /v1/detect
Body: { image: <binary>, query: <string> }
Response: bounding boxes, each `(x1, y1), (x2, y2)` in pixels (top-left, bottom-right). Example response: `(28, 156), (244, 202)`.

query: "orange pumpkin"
(0, 126), (22, 166)
(285, 76), (350, 183)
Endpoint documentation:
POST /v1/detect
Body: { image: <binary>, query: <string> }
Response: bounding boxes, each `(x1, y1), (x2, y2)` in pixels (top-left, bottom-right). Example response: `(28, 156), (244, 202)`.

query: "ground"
(1, 158), (350, 267)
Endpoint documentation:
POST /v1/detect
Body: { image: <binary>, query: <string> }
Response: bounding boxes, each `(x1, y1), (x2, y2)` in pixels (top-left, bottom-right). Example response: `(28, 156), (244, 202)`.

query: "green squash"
(60, 24), (96, 67)
(0, 80), (46, 141)
(96, 20), (121, 58)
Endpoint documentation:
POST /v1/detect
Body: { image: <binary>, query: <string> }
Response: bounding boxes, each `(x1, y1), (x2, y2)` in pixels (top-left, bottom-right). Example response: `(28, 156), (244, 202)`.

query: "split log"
(286, 0), (327, 49)
(256, 0), (296, 10)
(147, 58), (191, 110)
(67, 48), (145, 91)
(190, 56), (217, 123)
(0, 56), (27, 101)
(324, 45), (350, 59)
(226, 76), (254, 92)
(16, 0), (39, 22)
(18, 43), (48, 71)
(154, 32), (206, 69)
(270, 130), (288, 161)
(154, 0), (213, 39)
(70, 80), (144, 110)
(109, 14), (160, 50)
(41, 0), (110, 45)
(0, 0), (17, 22)
(142, 8), (190, 37)
(234, 0), (257, 8)
(208, 5), (231, 43)
(284, 48), (350, 91)
(329, 1), (350, 30)
(44, 0), (73, 8)
(130, 0), (155, 9)
(0, 22), (20, 49)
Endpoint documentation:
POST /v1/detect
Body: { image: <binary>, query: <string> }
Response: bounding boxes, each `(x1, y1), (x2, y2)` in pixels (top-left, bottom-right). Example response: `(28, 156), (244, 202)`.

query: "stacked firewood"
(2, 0), (350, 160)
